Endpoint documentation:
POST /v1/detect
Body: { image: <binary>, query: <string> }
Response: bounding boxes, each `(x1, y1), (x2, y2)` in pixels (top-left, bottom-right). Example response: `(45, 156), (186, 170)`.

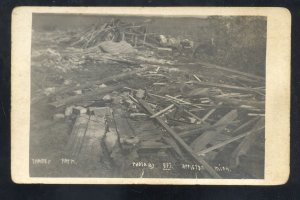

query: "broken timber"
(190, 110), (238, 152)
(229, 117), (265, 168)
(188, 81), (265, 95)
(138, 98), (221, 178)
(213, 96), (265, 109)
(178, 120), (239, 138)
(197, 126), (265, 156)
(189, 61), (265, 81)
(65, 111), (108, 163)
(150, 104), (174, 118)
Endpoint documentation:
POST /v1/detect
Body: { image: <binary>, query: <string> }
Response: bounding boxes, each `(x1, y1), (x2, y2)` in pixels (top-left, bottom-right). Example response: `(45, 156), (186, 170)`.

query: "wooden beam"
(150, 104), (174, 118)
(197, 126), (265, 156)
(138, 99), (221, 178)
(188, 81), (265, 95)
(191, 61), (265, 81)
(229, 118), (265, 168)
(213, 96), (265, 109)
(190, 110), (238, 153)
(178, 121), (239, 138)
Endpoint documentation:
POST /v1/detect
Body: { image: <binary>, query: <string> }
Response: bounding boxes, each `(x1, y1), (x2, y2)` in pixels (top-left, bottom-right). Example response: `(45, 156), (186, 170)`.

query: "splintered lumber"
(183, 109), (202, 122)
(66, 114), (90, 157)
(50, 85), (121, 108)
(178, 120), (239, 138)
(231, 117), (258, 135)
(150, 104), (174, 118)
(190, 110), (238, 152)
(193, 74), (202, 82)
(77, 114), (107, 162)
(248, 113), (265, 117)
(230, 118), (265, 168)
(189, 81), (265, 95)
(165, 95), (191, 105)
(66, 110), (108, 162)
(138, 99), (221, 178)
(201, 102), (223, 123)
(125, 87), (202, 109)
(197, 126), (265, 156)
(213, 96), (265, 109)
(191, 61), (265, 81)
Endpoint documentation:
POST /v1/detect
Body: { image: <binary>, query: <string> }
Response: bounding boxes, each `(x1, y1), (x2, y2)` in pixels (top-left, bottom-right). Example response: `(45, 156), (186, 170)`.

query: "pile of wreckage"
(32, 18), (265, 179)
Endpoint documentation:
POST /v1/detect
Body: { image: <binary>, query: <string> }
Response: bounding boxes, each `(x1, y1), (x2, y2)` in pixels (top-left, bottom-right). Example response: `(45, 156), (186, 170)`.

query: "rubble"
(31, 18), (266, 179)
(53, 113), (65, 121)
(72, 106), (87, 115)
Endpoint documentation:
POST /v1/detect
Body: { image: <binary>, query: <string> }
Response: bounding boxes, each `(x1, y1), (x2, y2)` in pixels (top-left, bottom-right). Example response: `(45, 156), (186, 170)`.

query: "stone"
(53, 113), (65, 121)
(73, 90), (82, 95)
(65, 106), (74, 117)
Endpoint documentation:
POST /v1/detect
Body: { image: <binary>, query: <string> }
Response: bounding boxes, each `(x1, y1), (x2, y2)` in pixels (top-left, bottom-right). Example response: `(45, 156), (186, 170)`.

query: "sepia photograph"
(11, 7), (290, 184)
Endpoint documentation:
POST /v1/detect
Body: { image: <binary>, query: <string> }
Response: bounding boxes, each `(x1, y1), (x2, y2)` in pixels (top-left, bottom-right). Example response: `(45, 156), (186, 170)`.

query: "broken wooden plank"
(193, 74), (202, 82)
(247, 113), (265, 117)
(65, 107), (109, 163)
(165, 95), (192, 105)
(165, 95), (203, 109)
(66, 114), (90, 157)
(188, 81), (265, 95)
(197, 126), (264, 156)
(138, 99), (221, 178)
(190, 110), (238, 153)
(183, 109), (203, 122)
(213, 96), (265, 109)
(124, 87), (203, 109)
(201, 102), (223, 123)
(77, 114), (107, 162)
(229, 118), (265, 168)
(231, 117), (258, 135)
(150, 104), (174, 118)
(178, 120), (239, 138)
(190, 61), (265, 81)
(50, 85), (122, 108)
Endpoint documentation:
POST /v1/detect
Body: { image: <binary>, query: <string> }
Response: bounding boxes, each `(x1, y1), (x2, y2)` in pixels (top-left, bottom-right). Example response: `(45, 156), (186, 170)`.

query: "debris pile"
(31, 18), (265, 179)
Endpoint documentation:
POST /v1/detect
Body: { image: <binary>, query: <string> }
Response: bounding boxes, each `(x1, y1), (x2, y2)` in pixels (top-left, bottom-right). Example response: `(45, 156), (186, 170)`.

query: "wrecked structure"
(30, 18), (265, 179)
